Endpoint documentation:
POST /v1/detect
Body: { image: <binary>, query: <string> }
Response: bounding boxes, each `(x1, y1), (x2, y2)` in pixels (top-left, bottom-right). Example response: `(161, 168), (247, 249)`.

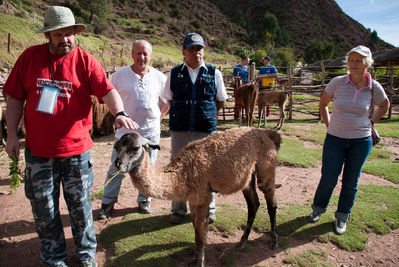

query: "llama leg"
(239, 108), (242, 127)
(257, 105), (262, 128)
(236, 173), (260, 250)
(263, 107), (267, 126)
(275, 106), (283, 129)
(245, 106), (250, 127)
(189, 202), (209, 267)
(280, 103), (286, 129)
(259, 183), (278, 249)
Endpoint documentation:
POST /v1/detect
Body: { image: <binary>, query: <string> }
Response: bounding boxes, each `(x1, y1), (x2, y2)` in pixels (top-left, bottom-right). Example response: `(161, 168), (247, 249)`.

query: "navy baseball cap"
(183, 33), (205, 48)
(263, 56), (271, 61)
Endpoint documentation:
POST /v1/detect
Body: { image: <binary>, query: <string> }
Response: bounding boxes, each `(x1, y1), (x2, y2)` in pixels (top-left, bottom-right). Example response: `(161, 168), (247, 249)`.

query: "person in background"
(258, 56), (278, 116)
(161, 33), (228, 224)
(232, 55), (250, 119)
(98, 39), (169, 219)
(308, 45), (389, 235)
(3, 6), (138, 267)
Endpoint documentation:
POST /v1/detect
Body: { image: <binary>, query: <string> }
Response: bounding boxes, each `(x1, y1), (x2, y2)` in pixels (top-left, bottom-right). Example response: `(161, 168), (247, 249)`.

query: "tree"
(79, 0), (112, 24)
(370, 30), (379, 43)
(274, 46), (296, 69)
(304, 40), (334, 64)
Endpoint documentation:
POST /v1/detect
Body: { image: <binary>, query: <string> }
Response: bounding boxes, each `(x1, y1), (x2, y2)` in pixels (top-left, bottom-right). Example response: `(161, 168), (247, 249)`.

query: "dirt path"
(1, 133), (399, 267)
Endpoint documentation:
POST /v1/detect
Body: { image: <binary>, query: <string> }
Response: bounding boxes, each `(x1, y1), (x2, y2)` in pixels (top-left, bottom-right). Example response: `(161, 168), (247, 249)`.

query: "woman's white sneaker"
(308, 211), (322, 223)
(335, 219), (347, 235)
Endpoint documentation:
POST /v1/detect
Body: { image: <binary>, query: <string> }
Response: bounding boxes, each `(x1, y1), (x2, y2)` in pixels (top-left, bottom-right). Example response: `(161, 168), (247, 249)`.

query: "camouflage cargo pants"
(24, 149), (97, 266)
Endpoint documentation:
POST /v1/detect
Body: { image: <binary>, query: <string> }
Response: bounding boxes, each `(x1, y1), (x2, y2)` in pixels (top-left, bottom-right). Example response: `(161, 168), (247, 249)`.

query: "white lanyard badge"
(36, 82), (60, 114)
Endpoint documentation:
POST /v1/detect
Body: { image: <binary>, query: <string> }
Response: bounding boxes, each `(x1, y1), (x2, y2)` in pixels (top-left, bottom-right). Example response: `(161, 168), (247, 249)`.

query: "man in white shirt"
(98, 39), (169, 219)
(161, 33), (228, 224)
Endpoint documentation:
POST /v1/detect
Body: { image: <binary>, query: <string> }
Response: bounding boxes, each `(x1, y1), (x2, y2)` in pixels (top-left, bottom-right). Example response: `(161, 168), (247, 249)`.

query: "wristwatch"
(115, 111), (129, 118)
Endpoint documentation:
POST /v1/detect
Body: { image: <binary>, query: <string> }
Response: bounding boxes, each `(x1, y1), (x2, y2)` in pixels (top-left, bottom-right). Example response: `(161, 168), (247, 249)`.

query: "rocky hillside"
(1, 0), (395, 62)
(211, 0), (394, 57)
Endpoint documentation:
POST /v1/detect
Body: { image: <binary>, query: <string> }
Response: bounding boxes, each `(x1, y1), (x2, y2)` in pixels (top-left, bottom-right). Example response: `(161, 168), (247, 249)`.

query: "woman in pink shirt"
(308, 45), (389, 235)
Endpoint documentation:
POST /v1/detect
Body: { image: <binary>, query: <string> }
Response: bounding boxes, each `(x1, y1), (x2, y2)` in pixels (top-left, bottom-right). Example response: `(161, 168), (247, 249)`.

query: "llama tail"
(267, 130), (282, 150)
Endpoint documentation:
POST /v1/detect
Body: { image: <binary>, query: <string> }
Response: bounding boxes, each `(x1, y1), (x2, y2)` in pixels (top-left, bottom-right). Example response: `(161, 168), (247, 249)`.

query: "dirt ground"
(1, 127), (399, 267)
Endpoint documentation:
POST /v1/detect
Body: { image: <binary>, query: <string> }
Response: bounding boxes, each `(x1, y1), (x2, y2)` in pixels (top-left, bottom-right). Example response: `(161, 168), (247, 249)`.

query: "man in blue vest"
(161, 33), (228, 224)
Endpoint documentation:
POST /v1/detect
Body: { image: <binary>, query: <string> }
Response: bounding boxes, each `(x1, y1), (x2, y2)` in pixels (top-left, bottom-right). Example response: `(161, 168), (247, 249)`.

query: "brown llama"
(235, 81), (259, 127)
(114, 127), (281, 267)
(257, 90), (289, 130)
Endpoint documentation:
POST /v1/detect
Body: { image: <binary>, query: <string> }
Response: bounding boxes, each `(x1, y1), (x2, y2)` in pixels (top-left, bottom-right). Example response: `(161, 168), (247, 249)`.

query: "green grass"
(278, 138), (322, 167)
(100, 185), (399, 266)
(363, 159), (399, 183)
(375, 116), (399, 139)
(278, 118), (399, 183)
(283, 248), (336, 267)
(0, 12), (42, 67)
(281, 119), (327, 144)
(100, 211), (195, 266)
(292, 94), (320, 102)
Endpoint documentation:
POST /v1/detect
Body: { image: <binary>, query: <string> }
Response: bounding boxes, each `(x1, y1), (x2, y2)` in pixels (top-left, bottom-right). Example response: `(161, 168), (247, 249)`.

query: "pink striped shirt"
(325, 73), (387, 139)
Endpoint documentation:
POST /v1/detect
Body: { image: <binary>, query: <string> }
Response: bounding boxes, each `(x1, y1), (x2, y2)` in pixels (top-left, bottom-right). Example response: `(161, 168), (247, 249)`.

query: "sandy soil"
(1, 130), (399, 267)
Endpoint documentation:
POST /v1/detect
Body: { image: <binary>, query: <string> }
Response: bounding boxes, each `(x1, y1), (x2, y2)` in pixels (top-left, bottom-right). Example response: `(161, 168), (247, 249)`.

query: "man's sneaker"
(170, 213), (185, 224)
(138, 201), (152, 214)
(81, 260), (97, 267)
(335, 219), (347, 235)
(308, 211), (322, 223)
(209, 213), (216, 224)
(98, 202), (114, 219)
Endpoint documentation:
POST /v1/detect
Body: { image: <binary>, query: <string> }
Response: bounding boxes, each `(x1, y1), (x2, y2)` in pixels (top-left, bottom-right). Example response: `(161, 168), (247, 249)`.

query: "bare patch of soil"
(1, 132), (399, 267)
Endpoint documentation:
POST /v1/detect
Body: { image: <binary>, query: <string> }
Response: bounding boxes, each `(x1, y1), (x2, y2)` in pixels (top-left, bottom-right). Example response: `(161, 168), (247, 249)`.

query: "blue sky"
(335, 0), (399, 47)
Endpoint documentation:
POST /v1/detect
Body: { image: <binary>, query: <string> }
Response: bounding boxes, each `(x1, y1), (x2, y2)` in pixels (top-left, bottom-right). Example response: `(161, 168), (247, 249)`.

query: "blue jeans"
(170, 131), (216, 216)
(312, 133), (373, 221)
(24, 149), (96, 266)
(102, 135), (160, 205)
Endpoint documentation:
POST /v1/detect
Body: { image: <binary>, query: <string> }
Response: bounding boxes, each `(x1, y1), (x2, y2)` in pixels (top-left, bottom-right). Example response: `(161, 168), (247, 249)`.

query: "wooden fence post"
(287, 63), (293, 120)
(319, 61), (326, 120)
(249, 62), (256, 82)
(101, 41), (106, 57)
(8, 33), (11, 54)
(219, 66), (226, 121)
(388, 65), (393, 119)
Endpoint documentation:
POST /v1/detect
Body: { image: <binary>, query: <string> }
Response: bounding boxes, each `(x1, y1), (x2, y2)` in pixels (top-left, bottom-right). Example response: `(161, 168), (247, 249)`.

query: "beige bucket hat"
(36, 6), (86, 34)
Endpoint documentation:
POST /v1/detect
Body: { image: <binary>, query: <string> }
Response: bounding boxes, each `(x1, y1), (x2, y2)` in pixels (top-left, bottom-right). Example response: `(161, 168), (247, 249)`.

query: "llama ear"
(146, 143), (161, 150)
(141, 137), (161, 151)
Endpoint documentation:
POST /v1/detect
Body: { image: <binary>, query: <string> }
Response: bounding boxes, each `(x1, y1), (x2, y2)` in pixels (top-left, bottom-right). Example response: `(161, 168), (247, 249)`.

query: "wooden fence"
(219, 62), (399, 121)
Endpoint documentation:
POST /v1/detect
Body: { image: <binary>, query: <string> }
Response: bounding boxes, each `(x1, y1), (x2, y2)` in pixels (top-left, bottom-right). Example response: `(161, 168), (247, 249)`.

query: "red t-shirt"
(3, 44), (114, 157)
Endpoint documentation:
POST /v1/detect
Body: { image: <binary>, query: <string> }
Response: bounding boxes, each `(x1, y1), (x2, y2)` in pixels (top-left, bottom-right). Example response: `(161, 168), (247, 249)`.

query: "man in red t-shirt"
(3, 6), (138, 267)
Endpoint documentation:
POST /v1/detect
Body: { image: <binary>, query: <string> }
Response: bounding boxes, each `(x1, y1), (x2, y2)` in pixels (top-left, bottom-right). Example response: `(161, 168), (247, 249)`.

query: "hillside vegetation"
(0, 0), (395, 71)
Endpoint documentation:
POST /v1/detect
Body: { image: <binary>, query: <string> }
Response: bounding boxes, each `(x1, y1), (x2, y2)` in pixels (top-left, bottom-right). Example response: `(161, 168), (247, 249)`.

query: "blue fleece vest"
(169, 63), (217, 133)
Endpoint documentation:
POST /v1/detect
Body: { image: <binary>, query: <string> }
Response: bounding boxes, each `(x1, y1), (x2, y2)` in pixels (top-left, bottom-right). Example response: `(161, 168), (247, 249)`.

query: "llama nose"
(114, 158), (121, 169)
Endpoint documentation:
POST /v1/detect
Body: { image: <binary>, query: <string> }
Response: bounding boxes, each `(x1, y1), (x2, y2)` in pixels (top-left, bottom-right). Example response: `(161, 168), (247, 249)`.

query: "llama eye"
(128, 146), (140, 153)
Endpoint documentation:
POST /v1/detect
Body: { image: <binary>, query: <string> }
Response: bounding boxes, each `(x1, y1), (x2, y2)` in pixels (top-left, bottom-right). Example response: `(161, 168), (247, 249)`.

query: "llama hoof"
(98, 202), (114, 219)
(270, 241), (278, 250)
(234, 242), (246, 251)
(170, 213), (185, 224)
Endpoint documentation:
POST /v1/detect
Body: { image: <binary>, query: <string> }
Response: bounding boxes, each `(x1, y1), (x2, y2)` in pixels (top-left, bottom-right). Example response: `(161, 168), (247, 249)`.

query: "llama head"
(114, 132), (160, 173)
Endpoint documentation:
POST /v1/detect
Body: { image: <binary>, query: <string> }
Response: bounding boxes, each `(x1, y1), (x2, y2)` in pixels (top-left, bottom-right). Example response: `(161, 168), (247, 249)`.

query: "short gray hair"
(132, 39), (152, 53)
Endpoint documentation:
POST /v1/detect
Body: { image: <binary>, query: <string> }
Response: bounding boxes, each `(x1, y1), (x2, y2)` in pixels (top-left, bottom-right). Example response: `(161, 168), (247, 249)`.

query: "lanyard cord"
(48, 45), (69, 83)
